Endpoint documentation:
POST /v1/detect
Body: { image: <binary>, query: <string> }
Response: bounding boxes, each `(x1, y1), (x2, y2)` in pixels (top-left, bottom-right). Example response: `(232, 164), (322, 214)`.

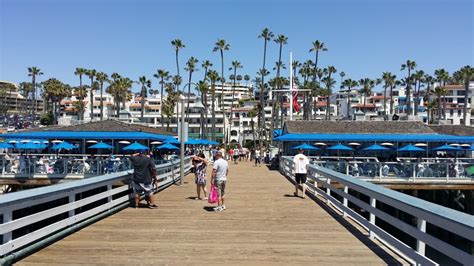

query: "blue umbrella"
(363, 144), (389, 151)
(156, 143), (180, 150)
(164, 138), (180, 144)
(433, 144), (461, 151)
(0, 142), (14, 149)
(328, 144), (354, 151)
(52, 141), (77, 150)
(463, 146), (474, 151)
(89, 142), (114, 149)
(123, 142), (149, 151)
(397, 144), (425, 152)
(185, 139), (200, 145)
(16, 143), (46, 150)
(207, 140), (219, 145)
(291, 143), (319, 150)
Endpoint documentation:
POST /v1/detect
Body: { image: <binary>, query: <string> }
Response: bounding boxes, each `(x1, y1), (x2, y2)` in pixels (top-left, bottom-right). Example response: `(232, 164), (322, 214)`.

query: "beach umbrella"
(363, 144), (389, 151)
(118, 140), (131, 144)
(164, 138), (180, 144)
(52, 141), (77, 150)
(397, 144), (425, 152)
(433, 144), (461, 151)
(328, 144), (354, 151)
(291, 143), (319, 150)
(123, 142), (149, 151)
(0, 142), (14, 149)
(156, 143), (180, 150)
(207, 140), (219, 145)
(185, 139), (200, 145)
(89, 142), (114, 149)
(16, 143), (46, 150)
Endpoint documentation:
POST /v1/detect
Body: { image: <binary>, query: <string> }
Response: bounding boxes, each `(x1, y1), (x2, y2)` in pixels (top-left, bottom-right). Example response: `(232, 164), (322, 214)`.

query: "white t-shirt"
(213, 158), (228, 181)
(293, 153), (309, 174)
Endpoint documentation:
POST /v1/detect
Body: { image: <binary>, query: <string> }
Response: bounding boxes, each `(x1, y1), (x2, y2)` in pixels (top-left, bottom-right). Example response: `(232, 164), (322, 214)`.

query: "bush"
(40, 113), (53, 125)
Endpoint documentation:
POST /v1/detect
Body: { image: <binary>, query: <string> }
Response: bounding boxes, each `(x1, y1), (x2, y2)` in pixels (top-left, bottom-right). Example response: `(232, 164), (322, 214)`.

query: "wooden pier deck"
(19, 160), (405, 265)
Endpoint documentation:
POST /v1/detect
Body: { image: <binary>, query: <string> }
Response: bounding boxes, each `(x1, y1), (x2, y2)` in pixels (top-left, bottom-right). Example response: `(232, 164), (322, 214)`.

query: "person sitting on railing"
(129, 150), (158, 209)
(293, 148), (309, 199)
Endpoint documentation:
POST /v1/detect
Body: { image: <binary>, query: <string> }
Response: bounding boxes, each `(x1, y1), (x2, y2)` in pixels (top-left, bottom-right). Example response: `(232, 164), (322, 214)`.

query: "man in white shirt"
(211, 151), (229, 212)
(293, 148), (309, 199)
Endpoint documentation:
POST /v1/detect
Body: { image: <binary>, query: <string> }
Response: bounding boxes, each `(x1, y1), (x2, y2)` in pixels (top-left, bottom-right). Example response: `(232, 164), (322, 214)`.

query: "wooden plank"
(18, 161), (405, 265)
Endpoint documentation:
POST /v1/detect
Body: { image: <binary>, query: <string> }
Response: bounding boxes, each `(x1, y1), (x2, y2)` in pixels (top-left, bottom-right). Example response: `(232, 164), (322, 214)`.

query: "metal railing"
(280, 156), (473, 266)
(0, 156), (192, 263)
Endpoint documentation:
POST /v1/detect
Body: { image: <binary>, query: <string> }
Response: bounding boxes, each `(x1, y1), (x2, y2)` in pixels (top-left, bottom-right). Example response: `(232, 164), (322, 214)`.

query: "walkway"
(19, 160), (405, 265)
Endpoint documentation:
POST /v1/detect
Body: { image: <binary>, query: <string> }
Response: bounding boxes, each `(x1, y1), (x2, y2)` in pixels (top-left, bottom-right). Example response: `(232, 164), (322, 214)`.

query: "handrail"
(0, 156), (192, 261)
(280, 156), (473, 266)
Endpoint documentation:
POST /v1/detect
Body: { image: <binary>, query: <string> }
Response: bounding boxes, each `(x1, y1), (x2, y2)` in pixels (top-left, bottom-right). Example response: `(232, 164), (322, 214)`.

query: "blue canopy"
(273, 129), (283, 138)
(291, 143), (319, 150)
(0, 131), (174, 141)
(156, 143), (179, 150)
(89, 142), (114, 149)
(274, 133), (474, 143)
(164, 138), (180, 144)
(0, 142), (14, 149)
(328, 144), (353, 151)
(463, 146), (474, 151)
(433, 144), (460, 151)
(52, 141), (77, 150)
(363, 144), (389, 151)
(207, 140), (219, 145)
(123, 142), (149, 151)
(397, 144), (425, 152)
(185, 139), (200, 145)
(15, 143), (46, 150)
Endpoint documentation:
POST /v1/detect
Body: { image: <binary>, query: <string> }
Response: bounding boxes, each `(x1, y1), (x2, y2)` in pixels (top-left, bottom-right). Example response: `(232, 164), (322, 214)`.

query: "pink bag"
(208, 185), (218, 204)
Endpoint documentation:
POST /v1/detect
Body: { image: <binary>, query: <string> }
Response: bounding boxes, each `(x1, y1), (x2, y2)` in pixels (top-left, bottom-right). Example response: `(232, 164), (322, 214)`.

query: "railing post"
(326, 177), (331, 199)
(343, 185), (348, 217)
(416, 218), (426, 257)
(446, 163), (449, 182)
(107, 184), (112, 203)
(2, 209), (12, 245)
(369, 197), (376, 240)
(412, 163), (416, 182)
(68, 194), (75, 218)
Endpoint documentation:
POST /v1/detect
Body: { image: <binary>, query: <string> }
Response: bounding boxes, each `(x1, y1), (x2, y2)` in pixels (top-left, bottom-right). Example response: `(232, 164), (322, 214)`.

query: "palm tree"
(73, 85), (88, 120)
(184, 57), (199, 120)
(95, 72), (108, 121)
(85, 69), (97, 121)
(201, 60), (213, 82)
(434, 68), (450, 120)
(309, 41), (328, 83)
(258, 28), (274, 147)
(423, 74), (435, 124)
(341, 79), (358, 118)
(453, 66), (474, 125)
(292, 60), (302, 78)
(74, 68), (86, 120)
(163, 82), (179, 131)
(358, 78), (378, 110)
(153, 69), (170, 128)
(19, 82), (33, 114)
(256, 68), (270, 143)
(244, 75), (250, 86)
(273, 34), (288, 134)
(213, 39), (230, 146)
(339, 71), (346, 85)
(197, 80), (209, 139)
(322, 66), (337, 120)
(171, 39), (185, 91)
(401, 60), (417, 115)
(382, 72), (395, 118)
(229, 60), (243, 134)
(433, 86), (448, 123)
(413, 70), (425, 115)
(138, 76), (151, 121)
(28, 67), (43, 115)
(248, 109), (257, 152)
(42, 78), (71, 124)
(207, 70), (220, 141)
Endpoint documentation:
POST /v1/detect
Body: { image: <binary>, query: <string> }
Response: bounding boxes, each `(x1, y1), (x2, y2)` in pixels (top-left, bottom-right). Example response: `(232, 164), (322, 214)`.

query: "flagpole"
(289, 51), (293, 121)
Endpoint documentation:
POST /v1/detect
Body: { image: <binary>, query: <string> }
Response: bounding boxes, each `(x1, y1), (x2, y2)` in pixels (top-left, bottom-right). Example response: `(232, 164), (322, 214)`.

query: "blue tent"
(397, 144), (425, 152)
(291, 143), (319, 150)
(156, 143), (179, 150)
(0, 142), (14, 149)
(433, 144), (460, 151)
(16, 143), (46, 150)
(123, 142), (149, 151)
(89, 142), (114, 149)
(363, 144), (389, 151)
(328, 144), (354, 151)
(52, 141), (77, 150)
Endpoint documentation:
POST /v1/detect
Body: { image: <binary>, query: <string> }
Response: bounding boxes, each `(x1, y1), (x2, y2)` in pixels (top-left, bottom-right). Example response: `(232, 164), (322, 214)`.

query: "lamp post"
(179, 82), (199, 185)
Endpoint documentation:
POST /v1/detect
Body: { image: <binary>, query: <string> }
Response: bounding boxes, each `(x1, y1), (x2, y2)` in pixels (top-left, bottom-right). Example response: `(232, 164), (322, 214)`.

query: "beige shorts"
(214, 180), (226, 197)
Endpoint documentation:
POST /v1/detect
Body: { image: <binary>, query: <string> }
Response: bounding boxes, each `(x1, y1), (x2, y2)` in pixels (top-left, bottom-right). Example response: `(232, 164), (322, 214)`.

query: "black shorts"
(295, 173), (307, 184)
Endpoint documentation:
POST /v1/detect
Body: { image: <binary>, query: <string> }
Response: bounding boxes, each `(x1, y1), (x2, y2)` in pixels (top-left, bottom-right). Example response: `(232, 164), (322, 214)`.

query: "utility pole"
(179, 96), (185, 185)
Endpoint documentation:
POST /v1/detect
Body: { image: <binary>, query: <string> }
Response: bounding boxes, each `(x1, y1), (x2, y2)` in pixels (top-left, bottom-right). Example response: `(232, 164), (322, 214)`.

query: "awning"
(0, 131), (173, 141)
(275, 133), (474, 143)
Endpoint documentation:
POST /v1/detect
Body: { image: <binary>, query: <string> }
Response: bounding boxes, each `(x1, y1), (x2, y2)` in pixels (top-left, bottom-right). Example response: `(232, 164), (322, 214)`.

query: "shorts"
(295, 173), (307, 184)
(233, 155), (239, 160)
(132, 182), (153, 196)
(214, 180), (226, 197)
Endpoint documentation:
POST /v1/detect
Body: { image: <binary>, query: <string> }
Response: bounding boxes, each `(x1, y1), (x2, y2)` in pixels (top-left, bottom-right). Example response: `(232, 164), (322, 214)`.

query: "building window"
(233, 122), (239, 126)
(230, 130), (238, 136)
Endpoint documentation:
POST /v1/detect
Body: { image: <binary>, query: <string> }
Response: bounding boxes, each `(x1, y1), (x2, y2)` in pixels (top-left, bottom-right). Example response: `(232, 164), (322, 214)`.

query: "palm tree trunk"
(437, 95), (442, 122)
(463, 80), (469, 125)
(186, 71), (193, 121)
(32, 76), (36, 115)
(100, 82), (104, 121)
(230, 71), (237, 143)
(211, 89), (216, 141)
(346, 87), (351, 118)
(390, 85), (394, 115)
(260, 40), (267, 148)
(220, 50), (226, 148)
(160, 78), (164, 128)
(140, 88), (145, 121)
(383, 85), (388, 120)
(89, 79), (94, 121)
(203, 93), (209, 140)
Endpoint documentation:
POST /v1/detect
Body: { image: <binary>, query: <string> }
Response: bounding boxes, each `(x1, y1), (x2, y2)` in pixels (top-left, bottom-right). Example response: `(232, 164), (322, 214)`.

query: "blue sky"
(1, 0), (473, 93)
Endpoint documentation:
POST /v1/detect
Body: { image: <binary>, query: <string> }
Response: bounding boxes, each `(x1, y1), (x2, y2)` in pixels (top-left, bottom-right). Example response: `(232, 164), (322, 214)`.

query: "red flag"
(292, 90), (300, 112)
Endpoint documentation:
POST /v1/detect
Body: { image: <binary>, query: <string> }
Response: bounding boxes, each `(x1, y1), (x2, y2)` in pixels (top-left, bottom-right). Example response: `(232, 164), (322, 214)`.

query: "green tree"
(185, 57), (199, 120)
(433, 86), (448, 122)
(197, 80), (209, 139)
(171, 39), (185, 91)
(213, 39), (230, 146)
(382, 72), (396, 118)
(95, 72), (108, 121)
(28, 66), (43, 115)
(341, 79), (358, 118)
(358, 78), (379, 110)
(19, 82), (33, 114)
(42, 78), (71, 124)
(153, 69), (170, 128)
(207, 70), (220, 141)
(258, 28), (274, 146)
(85, 69), (97, 120)
(73, 85), (88, 119)
(273, 34), (288, 136)
(413, 70), (425, 115)
(401, 60), (417, 115)
(309, 40), (328, 83)
(321, 66), (337, 120)
(229, 60), (243, 133)
(453, 65), (474, 125)
(434, 68), (450, 120)
(163, 82), (180, 131)
(74, 68), (87, 120)
(138, 76), (151, 121)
